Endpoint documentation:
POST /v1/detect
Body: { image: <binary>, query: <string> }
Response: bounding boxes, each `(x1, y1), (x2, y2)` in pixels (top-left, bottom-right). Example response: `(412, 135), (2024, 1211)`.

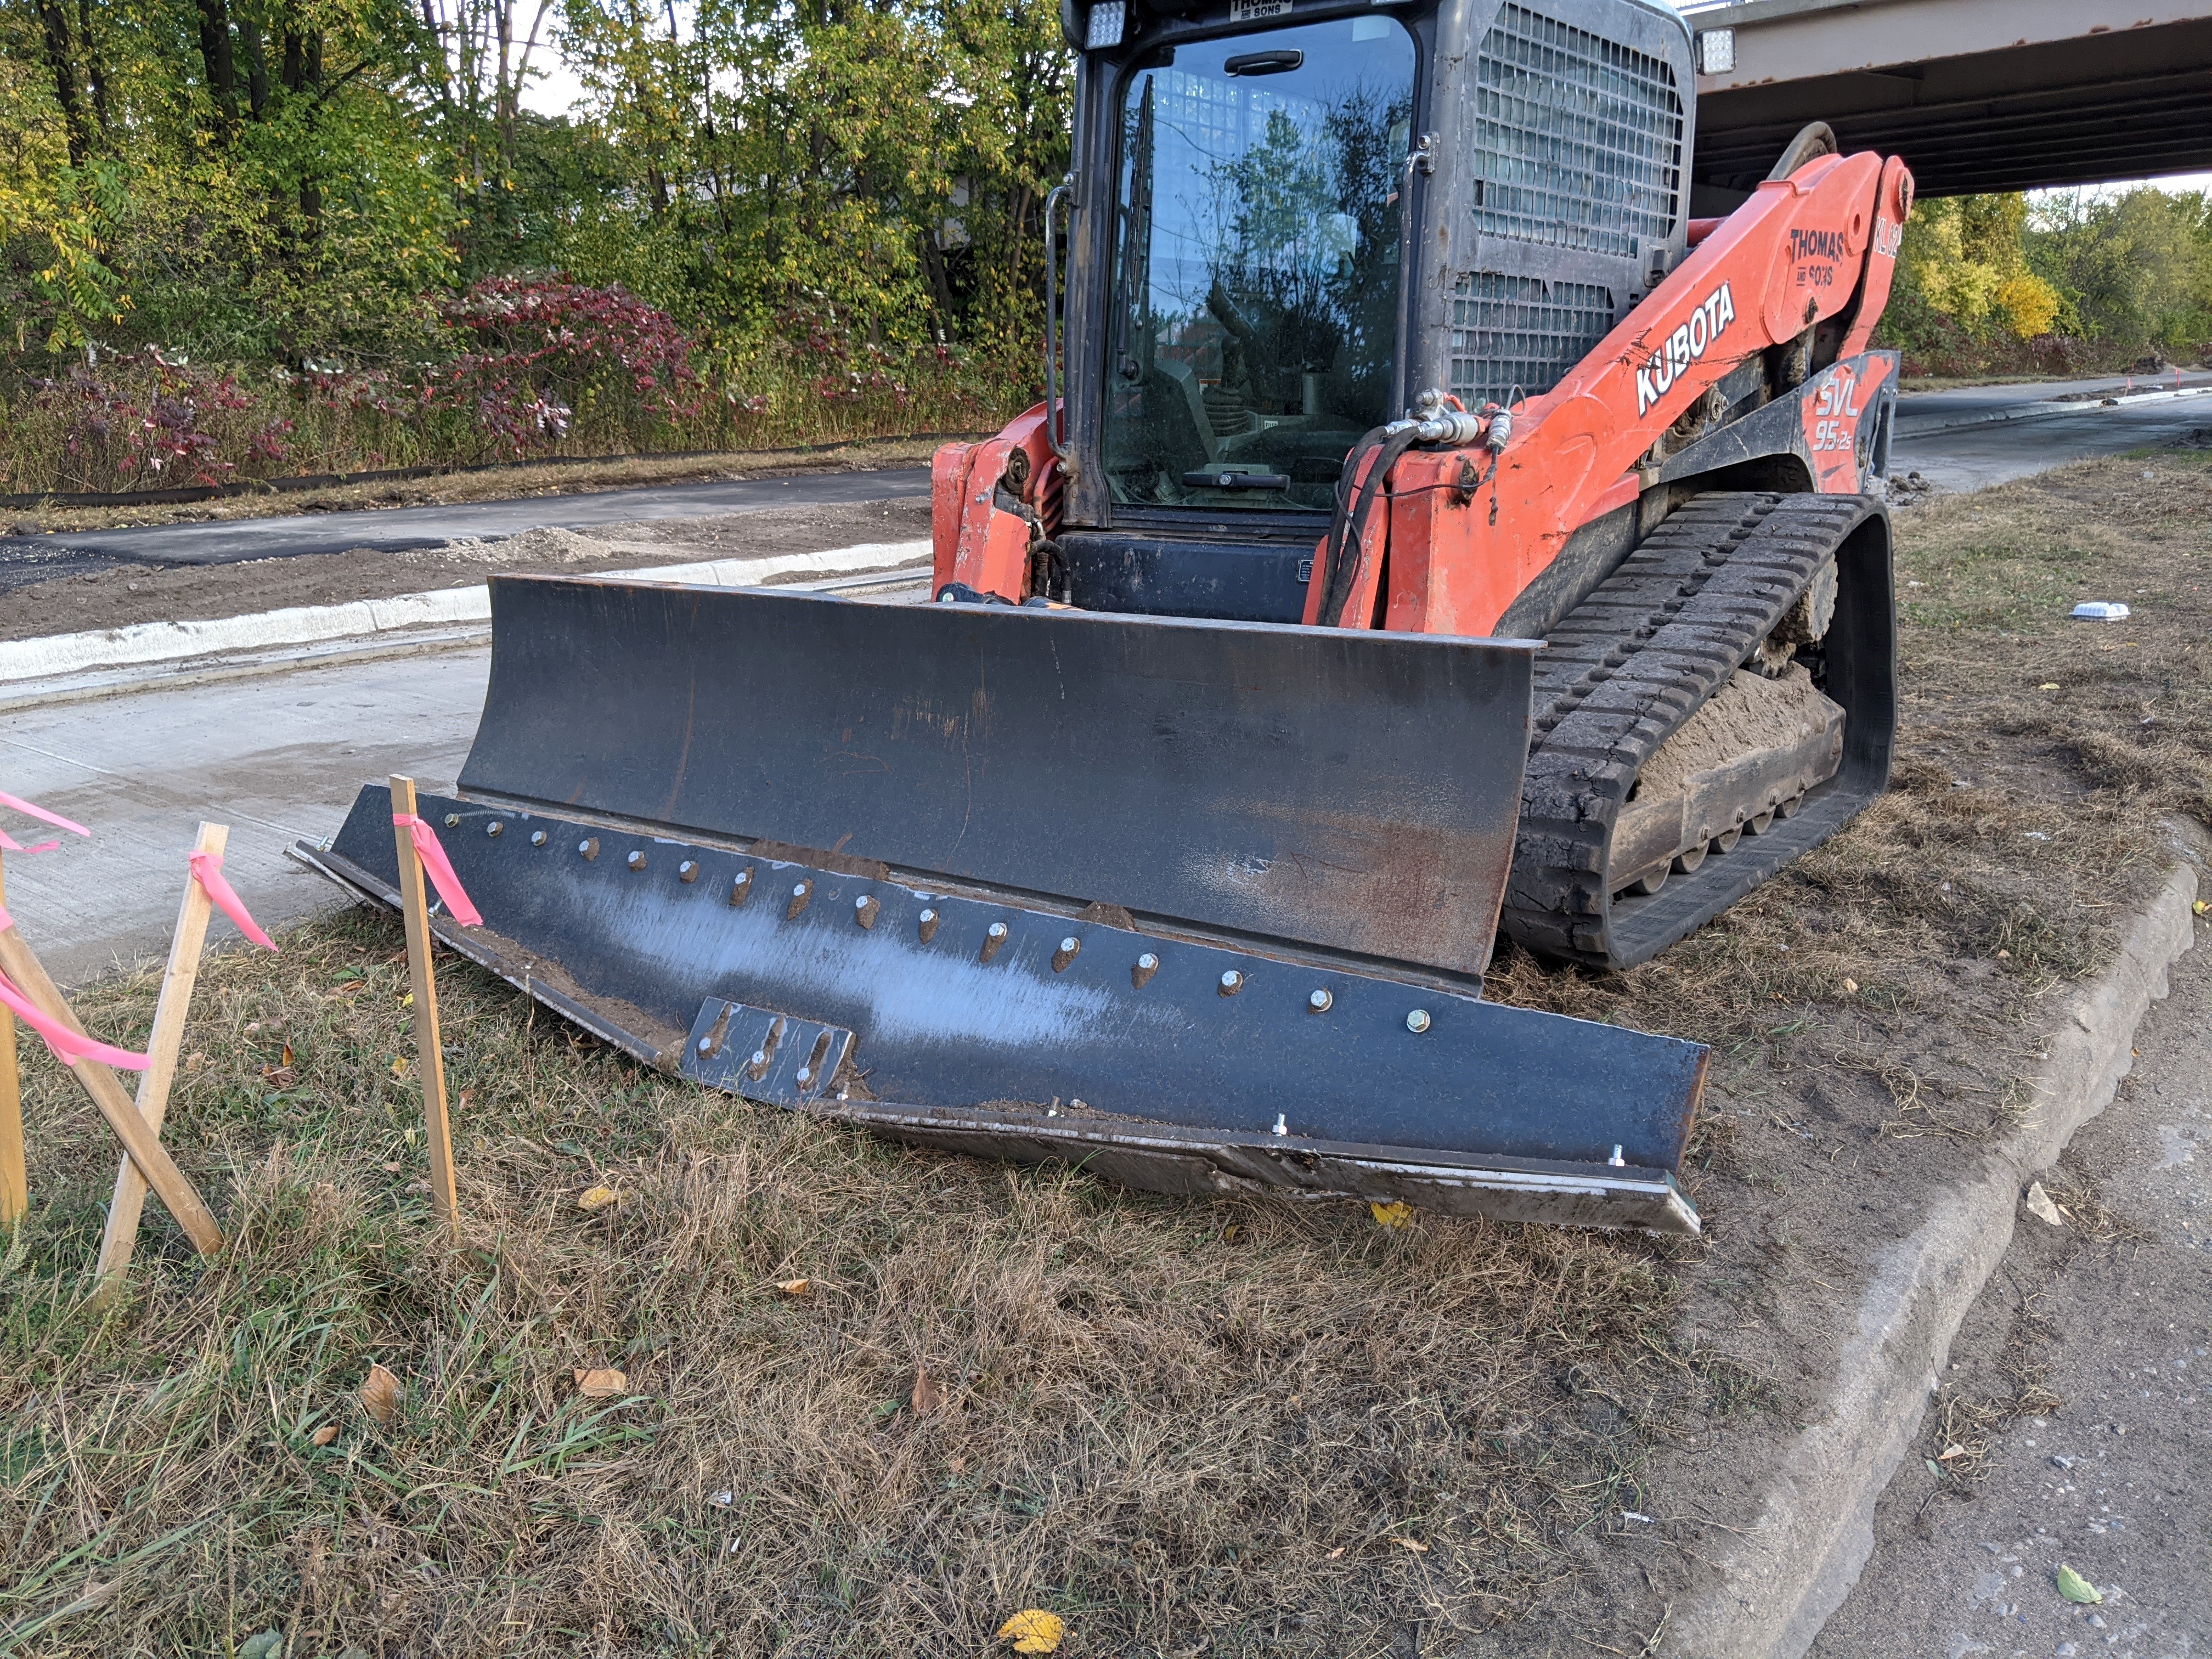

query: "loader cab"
(1053, 0), (1695, 622)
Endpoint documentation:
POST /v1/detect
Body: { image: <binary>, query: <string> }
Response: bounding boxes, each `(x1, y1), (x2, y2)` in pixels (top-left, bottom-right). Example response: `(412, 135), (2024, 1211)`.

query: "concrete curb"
(1896, 382), (2212, 441)
(1661, 820), (2207, 1659)
(0, 539), (930, 710)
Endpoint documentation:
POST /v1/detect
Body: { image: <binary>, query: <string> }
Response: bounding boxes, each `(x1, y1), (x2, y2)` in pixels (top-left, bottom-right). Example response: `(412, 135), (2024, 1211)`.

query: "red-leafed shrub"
(27, 351), (285, 489)
(430, 275), (707, 458)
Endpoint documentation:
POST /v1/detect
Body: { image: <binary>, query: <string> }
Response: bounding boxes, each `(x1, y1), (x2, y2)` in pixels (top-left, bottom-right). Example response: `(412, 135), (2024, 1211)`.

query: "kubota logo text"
(1634, 282), (1735, 417)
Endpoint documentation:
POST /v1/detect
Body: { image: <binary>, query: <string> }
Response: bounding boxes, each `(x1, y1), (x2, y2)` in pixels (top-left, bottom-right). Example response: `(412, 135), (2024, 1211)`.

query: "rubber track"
(1500, 491), (1877, 969)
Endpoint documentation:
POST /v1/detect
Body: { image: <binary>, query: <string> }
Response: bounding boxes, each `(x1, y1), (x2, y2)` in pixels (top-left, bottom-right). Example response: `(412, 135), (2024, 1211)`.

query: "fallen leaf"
(312, 1425), (340, 1447)
(1369, 1200), (1414, 1229)
(1325, 1546), (1344, 1559)
(1925, 1458), (1943, 1478)
(2024, 1181), (2064, 1227)
(575, 1185), (620, 1213)
(281, 1043), (294, 1068)
(2039, 682), (2061, 690)
(239, 1634), (284, 1659)
(947, 1456), (968, 1472)
(1937, 1443), (1967, 1460)
(709, 1489), (735, 1506)
(2055, 1564), (2103, 1604)
(574, 1367), (627, 1400)
(184, 1051), (205, 1071)
(261, 1065), (296, 1087)
(381, 1161), (402, 1173)
(2196, 899), (2209, 917)
(362, 1363), (403, 1427)
(912, 1365), (946, 1415)
(391, 1054), (410, 1077)
(1393, 1536), (1430, 1553)
(458, 1088), (474, 1108)
(400, 992), (414, 1008)
(1842, 977), (1859, 994)
(775, 1278), (810, 1296)
(996, 1610), (1065, 1654)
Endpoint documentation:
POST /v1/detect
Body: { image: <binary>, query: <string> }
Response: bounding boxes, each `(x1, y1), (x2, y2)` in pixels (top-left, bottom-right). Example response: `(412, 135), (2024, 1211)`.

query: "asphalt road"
(1891, 375), (2212, 493)
(1812, 915), (2211, 1659)
(0, 466), (933, 591)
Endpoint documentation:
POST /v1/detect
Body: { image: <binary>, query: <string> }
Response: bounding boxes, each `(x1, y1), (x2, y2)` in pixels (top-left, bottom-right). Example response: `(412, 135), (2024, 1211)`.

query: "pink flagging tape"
(189, 850), (278, 951)
(392, 814), (484, 927)
(0, 828), (61, 855)
(0, 788), (91, 838)
(0, 961), (153, 1072)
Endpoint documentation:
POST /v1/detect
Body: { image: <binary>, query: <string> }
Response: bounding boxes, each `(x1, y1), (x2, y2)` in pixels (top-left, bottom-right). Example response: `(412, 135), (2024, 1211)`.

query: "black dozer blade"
(300, 574), (1710, 1233)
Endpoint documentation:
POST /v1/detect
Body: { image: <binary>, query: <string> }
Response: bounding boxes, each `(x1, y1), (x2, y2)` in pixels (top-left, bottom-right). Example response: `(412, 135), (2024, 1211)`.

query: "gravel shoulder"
(0, 493), (932, 643)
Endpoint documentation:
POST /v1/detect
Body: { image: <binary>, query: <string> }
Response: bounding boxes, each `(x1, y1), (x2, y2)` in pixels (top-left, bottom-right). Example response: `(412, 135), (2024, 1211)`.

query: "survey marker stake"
(391, 775), (465, 1234)
(0, 848), (21, 1226)
(94, 822), (232, 1296)
(0, 912), (223, 1255)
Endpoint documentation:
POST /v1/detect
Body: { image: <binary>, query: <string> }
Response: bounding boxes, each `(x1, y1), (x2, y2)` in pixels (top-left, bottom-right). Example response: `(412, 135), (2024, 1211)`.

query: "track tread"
(1501, 491), (1881, 968)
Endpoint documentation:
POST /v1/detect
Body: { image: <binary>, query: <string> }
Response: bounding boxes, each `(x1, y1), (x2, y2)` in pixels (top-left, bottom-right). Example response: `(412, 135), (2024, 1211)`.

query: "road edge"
(1660, 817), (2208, 1659)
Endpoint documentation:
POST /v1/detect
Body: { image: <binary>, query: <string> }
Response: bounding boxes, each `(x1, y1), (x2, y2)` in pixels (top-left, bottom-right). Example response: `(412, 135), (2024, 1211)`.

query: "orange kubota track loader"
(306, 0), (1911, 1237)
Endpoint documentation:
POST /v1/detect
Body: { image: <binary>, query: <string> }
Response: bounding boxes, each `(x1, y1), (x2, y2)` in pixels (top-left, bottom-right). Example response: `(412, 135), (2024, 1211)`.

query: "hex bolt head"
(1308, 988), (1333, 1013)
(795, 1067), (813, 1086)
(786, 880), (812, 920)
(751, 1049), (768, 1066)
(487, 821), (504, 838)
(1272, 1113), (1289, 1136)
(1608, 1144), (1626, 1167)
(697, 1035), (714, 1054)
(626, 850), (647, 871)
(917, 907), (939, 944)
(1218, 969), (1243, 996)
(1052, 935), (1081, 972)
(1406, 1008), (1432, 1034)
(980, 920), (1009, 963)
(1131, 951), (1160, 989)
(529, 829), (548, 847)
(578, 837), (599, 860)
(444, 813), (460, 829)
(989, 922), (1008, 937)
(730, 869), (753, 906)
(678, 859), (700, 883)
(854, 895), (879, 929)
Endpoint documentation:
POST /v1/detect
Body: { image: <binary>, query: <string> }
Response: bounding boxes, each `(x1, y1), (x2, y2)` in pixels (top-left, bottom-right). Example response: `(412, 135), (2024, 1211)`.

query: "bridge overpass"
(1686, 0), (2212, 202)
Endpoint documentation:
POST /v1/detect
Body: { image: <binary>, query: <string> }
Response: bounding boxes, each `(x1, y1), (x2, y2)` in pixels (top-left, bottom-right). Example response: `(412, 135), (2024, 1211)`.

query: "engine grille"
(1448, 273), (1615, 407)
(1471, 2), (1684, 259)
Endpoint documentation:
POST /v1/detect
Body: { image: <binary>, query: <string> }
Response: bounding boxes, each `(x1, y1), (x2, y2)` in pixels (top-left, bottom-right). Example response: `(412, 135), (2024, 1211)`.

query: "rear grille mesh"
(1449, 273), (1615, 407)
(1471, 2), (1684, 258)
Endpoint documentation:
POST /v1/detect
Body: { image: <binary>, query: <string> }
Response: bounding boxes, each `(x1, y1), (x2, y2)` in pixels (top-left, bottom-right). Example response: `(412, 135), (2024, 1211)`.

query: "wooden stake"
(0, 919), (223, 1255)
(391, 776), (460, 1233)
(93, 822), (228, 1294)
(0, 850), (22, 1226)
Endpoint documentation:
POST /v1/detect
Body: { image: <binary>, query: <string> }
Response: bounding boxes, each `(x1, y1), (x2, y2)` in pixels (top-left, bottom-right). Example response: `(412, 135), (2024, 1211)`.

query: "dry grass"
(2, 913), (1741, 1657)
(3, 448), (2208, 1654)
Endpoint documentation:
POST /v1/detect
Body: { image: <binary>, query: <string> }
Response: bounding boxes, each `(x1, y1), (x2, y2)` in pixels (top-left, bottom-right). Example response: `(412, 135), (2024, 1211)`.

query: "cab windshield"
(1104, 18), (1414, 513)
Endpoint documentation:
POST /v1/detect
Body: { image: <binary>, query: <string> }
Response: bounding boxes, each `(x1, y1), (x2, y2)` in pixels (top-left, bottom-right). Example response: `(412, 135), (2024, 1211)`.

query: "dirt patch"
(0, 494), (932, 642)
(3, 435), (957, 534)
(1, 450), (2207, 1656)
(1635, 663), (1839, 802)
